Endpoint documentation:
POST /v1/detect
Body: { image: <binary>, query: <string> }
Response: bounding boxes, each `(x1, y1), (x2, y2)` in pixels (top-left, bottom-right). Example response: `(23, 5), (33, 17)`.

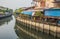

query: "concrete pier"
(16, 17), (60, 38)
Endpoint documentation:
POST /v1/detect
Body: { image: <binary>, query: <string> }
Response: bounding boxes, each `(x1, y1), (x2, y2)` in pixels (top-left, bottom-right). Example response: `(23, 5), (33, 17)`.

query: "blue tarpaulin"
(44, 9), (60, 17)
(22, 11), (33, 16)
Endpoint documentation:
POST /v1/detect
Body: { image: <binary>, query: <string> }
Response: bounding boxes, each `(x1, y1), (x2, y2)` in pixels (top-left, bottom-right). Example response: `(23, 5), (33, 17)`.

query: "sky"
(0, 0), (32, 10)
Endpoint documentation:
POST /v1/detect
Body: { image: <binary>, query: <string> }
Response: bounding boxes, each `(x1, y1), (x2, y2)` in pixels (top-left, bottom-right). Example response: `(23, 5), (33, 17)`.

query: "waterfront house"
(45, 0), (60, 8)
(32, 0), (60, 24)
(33, 0), (60, 8)
(33, 0), (45, 9)
(43, 0), (60, 24)
(19, 0), (45, 21)
(20, 0), (60, 22)
(0, 6), (7, 10)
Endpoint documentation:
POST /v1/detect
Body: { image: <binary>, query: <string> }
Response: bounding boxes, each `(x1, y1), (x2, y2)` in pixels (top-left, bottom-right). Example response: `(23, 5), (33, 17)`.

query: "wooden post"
(56, 19), (58, 38)
(43, 18), (44, 33)
(49, 18), (50, 35)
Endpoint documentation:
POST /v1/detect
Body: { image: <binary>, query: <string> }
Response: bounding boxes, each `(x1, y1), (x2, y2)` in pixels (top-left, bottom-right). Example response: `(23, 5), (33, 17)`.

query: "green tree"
(35, 11), (43, 17)
(15, 8), (23, 14)
(0, 9), (6, 13)
(18, 8), (23, 13)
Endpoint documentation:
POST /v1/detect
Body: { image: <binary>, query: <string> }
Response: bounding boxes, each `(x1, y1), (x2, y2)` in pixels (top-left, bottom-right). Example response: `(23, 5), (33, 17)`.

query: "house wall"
(41, 0), (45, 8)
(54, 3), (60, 8)
(33, 0), (45, 9)
(45, 0), (54, 8)
(35, 2), (41, 8)
(53, 0), (60, 8)
(33, 0), (60, 9)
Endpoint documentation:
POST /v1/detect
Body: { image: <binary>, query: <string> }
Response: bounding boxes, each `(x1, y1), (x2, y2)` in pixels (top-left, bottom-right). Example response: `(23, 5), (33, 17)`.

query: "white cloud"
(0, 0), (32, 10)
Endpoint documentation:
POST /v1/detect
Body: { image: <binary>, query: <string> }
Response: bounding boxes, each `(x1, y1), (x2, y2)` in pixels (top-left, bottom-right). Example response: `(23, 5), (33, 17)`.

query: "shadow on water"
(0, 15), (18, 39)
(14, 22), (60, 39)
(0, 16), (13, 26)
(14, 25), (36, 39)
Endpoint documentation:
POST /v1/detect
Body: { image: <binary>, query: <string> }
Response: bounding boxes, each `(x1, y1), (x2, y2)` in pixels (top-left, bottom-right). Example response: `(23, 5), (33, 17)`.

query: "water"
(15, 20), (60, 39)
(0, 15), (60, 39)
(0, 16), (18, 39)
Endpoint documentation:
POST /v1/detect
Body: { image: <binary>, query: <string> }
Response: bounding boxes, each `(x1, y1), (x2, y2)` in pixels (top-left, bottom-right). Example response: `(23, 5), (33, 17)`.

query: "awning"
(21, 11), (33, 16)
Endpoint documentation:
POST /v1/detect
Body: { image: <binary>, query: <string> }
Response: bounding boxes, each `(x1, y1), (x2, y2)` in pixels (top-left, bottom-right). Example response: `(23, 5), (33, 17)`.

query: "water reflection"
(15, 25), (36, 39)
(0, 16), (13, 25)
(0, 16), (18, 39)
(15, 22), (60, 39)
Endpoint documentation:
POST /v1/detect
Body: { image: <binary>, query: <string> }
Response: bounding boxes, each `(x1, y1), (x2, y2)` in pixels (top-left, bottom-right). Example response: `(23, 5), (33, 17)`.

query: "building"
(33, 0), (54, 8)
(32, 0), (46, 9)
(53, 0), (60, 8)
(46, 0), (60, 8)
(0, 6), (7, 10)
(45, 0), (54, 8)
(33, 0), (60, 9)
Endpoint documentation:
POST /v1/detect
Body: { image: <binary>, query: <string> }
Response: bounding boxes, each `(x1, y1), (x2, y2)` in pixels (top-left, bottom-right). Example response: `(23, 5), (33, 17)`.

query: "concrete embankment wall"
(16, 17), (60, 38)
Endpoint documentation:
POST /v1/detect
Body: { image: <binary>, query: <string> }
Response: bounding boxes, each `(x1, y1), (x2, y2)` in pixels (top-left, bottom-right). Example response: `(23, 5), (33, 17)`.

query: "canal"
(0, 15), (60, 39)
(15, 18), (60, 39)
(0, 15), (18, 39)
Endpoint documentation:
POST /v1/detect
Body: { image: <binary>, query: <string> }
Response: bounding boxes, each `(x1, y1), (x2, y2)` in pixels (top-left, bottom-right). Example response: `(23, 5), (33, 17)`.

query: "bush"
(35, 11), (43, 17)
